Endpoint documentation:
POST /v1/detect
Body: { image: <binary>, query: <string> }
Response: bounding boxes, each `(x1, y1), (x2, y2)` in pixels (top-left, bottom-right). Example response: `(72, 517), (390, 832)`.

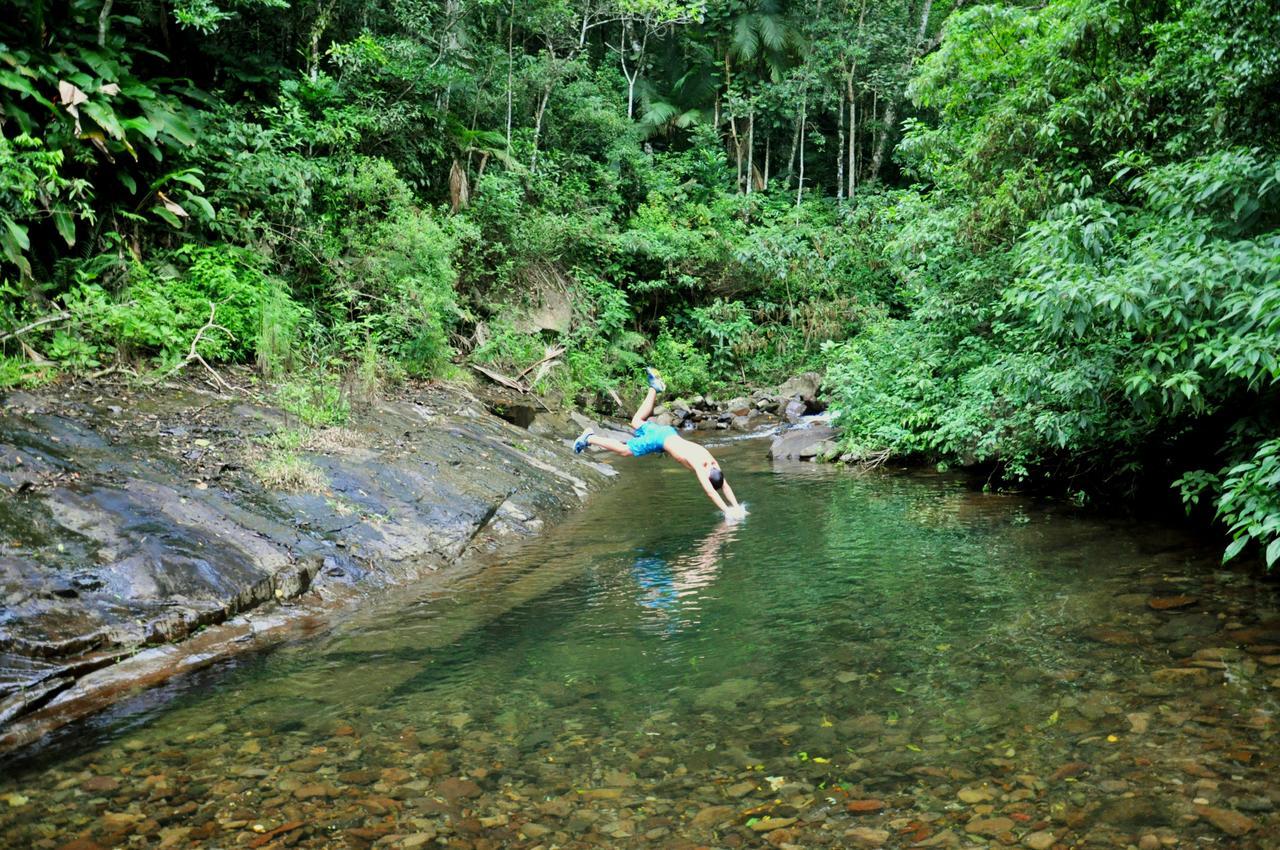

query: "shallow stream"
(2, 439), (1278, 849)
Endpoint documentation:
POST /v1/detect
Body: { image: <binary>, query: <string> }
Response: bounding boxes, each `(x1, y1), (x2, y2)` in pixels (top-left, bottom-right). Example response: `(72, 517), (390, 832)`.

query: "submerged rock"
(1194, 805), (1256, 836)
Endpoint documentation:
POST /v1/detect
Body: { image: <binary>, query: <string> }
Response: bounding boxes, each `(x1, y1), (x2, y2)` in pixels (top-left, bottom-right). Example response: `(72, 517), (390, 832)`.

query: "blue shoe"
(573, 427), (594, 454)
(645, 367), (666, 393)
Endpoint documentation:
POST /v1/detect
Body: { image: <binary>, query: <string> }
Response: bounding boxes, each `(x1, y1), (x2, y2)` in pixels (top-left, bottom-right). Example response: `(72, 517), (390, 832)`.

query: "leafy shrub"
(112, 245), (306, 367)
(275, 374), (349, 426)
(648, 322), (711, 397)
(343, 203), (460, 376)
(0, 355), (54, 388)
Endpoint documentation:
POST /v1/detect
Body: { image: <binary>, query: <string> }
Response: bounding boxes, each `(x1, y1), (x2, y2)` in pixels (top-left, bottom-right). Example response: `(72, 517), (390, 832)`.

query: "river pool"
(1, 438), (1277, 849)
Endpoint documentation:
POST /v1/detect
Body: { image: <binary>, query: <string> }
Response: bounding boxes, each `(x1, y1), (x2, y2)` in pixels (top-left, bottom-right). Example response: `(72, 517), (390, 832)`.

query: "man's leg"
(587, 435), (634, 457)
(630, 387), (658, 431)
(629, 367), (666, 430)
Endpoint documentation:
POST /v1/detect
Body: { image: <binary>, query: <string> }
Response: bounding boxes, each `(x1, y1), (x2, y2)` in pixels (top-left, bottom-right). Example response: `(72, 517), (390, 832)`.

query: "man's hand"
(723, 504), (748, 522)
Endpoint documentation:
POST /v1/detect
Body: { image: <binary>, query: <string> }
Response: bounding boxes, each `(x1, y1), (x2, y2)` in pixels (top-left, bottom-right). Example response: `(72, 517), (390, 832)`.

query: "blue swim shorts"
(627, 422), (676, 457)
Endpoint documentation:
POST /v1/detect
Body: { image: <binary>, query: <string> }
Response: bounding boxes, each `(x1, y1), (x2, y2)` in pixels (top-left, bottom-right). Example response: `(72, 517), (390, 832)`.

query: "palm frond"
(757, 13), (786, 53)
(731, 15), (760, 61)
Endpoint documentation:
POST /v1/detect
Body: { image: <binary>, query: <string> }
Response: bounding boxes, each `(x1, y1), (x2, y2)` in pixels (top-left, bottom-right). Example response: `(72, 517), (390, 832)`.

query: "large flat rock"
(0, 383), (608, 745)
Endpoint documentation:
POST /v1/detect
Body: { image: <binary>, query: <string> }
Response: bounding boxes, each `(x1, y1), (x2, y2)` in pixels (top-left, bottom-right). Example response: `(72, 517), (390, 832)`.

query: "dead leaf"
(58, 80), (88, 106)
(158, 192), (189, 217)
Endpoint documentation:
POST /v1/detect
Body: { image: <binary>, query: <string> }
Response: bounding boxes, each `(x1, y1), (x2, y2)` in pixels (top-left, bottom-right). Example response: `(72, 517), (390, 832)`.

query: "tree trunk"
(745, 107), (754, 196)
(763, 135), (770, 191)
(449, 159), (470, 212)
(729, 115), (742, 193)
(795, 91), (807, 206)
(307, 0), (338, 83)
(620, 20), (648, 120)
(848, 0), (868, 197)
(847, 77), (857, 197)
(870, 0), (933, 182)
(505, 1), (514, 148)
(784, 102), (801, 185)
(531, 85), (551, 173)
(836, 91), (845, 201)
(98, 0), (112, 46)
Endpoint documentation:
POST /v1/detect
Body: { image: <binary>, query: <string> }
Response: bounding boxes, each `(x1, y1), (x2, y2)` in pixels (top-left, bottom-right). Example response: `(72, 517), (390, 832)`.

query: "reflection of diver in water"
(631, 522), (737, 628)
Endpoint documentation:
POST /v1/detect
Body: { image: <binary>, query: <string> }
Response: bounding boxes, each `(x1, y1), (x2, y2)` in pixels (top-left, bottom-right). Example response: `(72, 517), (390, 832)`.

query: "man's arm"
(720, 479), (739, 508)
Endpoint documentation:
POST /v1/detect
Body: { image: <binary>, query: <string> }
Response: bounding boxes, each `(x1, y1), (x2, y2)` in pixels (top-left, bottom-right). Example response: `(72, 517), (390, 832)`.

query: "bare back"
(661, 433), (719, 475)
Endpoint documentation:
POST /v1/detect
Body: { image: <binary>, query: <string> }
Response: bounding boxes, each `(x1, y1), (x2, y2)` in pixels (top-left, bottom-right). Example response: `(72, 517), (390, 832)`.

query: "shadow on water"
(2, 438), (1279, 847)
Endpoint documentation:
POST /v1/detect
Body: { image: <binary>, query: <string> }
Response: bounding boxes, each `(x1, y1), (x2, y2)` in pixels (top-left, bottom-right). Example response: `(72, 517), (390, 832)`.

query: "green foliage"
(0, 355), (55, 388)
(1215, 440), (1280, 570)
(0, 0), (209, 281)
(825, 0), (1280, 566)
(2, 0), (1275, 567)
(49, 245), (306, 370)
(276, 374), (349, 427)
(649, 321), (712, 397)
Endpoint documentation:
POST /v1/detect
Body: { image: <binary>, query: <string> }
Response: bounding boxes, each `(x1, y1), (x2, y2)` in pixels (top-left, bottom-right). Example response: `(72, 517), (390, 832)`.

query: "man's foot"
(573, 427), (594, 454)
(645, 367), (666, 393)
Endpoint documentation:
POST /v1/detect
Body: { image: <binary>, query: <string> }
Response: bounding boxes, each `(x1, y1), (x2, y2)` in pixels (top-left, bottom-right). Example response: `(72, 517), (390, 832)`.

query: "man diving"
(574, 369), (747, 520)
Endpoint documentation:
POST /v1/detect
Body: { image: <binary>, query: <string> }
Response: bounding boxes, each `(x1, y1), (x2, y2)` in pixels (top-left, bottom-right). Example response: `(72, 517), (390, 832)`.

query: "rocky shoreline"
(0, 380), (618, 753)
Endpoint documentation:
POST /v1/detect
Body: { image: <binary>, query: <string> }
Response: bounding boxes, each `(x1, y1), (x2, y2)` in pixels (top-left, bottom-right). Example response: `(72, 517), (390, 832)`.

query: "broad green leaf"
(183, 193), (216, 221)
(80, 100), (126, 140)
(3, 216), (31, 252)
(0, 70), (52, 106)
(152, 206), (184, 228)
(52, 209), (76, 247)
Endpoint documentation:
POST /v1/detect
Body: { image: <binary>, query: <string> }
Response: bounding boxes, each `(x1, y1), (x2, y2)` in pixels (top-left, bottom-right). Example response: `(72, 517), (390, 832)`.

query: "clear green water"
(2, 439), (1278, 848)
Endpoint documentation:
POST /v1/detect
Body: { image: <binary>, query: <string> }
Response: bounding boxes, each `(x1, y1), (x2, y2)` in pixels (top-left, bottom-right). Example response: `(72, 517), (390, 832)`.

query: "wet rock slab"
(0, 384), (608, 748)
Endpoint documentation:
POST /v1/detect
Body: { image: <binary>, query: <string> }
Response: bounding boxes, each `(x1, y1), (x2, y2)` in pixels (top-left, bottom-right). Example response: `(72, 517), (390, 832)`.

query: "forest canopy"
(1, 0), (1277, 566)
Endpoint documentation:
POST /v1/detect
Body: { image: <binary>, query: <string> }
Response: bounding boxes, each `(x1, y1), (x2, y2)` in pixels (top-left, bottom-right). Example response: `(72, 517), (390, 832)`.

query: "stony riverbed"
(1, 432), (1277, 850)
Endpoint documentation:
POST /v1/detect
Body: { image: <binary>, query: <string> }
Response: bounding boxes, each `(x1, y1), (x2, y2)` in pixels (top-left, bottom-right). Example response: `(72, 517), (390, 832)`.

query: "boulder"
(527, 409), (578, 439)
(783, 399), (808, 423)
(769, 426), (837, 461)
(775, 372), (823, 404)
(801, 439), (838, 460)
(510, 285), (572, 334)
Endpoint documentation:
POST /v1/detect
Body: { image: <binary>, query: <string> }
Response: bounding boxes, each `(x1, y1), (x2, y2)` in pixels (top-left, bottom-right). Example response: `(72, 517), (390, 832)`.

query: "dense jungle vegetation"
(1, 0), (1277, 566)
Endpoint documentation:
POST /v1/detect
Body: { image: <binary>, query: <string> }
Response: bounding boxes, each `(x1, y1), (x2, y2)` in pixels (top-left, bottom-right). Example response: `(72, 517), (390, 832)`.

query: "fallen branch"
(0, 311), (71, 344)
(158, 302), (239, 393)
(470, 363), (525, 393)
(515, 344), (566, 381)
(19, 339), (51, 365)
(468, 361), (554, 412)
(607, 386), (625, 412)
(855, 447), (892, 471)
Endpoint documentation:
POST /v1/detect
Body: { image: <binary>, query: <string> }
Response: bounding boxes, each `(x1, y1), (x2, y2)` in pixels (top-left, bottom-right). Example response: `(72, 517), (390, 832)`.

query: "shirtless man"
(574, 369), (746, 520)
